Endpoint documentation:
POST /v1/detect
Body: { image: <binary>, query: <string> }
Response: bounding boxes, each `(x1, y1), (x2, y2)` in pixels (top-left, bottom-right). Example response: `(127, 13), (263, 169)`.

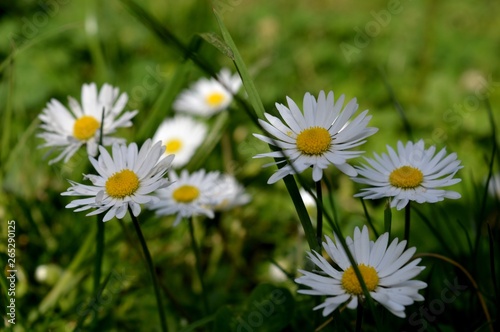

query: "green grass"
(1, 0), (499, 331)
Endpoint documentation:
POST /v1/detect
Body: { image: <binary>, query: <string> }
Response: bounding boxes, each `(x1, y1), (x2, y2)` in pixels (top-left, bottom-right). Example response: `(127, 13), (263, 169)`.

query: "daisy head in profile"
(352, 140), (463, 210)
(61, 139), (173, 222)
(295, 226), (427, 318)
(149, 169), (221, 226)
(38, 83), (138, 164)
(152, 115), (207, 168)
(253, 90), (378, 184)
(173, 68), (242, 117)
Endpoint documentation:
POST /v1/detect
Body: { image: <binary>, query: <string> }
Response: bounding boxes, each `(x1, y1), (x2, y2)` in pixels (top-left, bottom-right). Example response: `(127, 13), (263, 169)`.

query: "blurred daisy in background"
(254, 90), (378, 184)
(149, 169), (221, 226)
(487, 173), (500, 200)
(295, 226), (427, 318)
(352, 140), (463, 210)
(62, 139), (173, 222)
(212, 174), (251, 211)
(152, 115), (207, 168)
(38, 83), (138, 164)
(173, 68), (242, 117)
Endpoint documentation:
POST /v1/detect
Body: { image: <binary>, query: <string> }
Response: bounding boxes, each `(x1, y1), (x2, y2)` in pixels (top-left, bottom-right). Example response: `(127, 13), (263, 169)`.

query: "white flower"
(212, 174), (251, 211)
(295, 226), (427, 318)
(253, 90), (378, 184)
(38, 83), (138, 164)
(61, 139), (173, 222)
(352, 140), (463, 210)
(173, 68), (242, 117)
(152, 115), (207, 168)
(299, 187), (317, 209)
(149, 169), (220, 226)
(487, 173), (500, 200)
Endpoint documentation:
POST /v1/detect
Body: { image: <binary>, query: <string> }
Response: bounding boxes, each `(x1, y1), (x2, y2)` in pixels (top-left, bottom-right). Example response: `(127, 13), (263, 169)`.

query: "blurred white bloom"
(173, 68), (242, 117)
(152, 115), (207, 168)
(212, 174), (251, 211)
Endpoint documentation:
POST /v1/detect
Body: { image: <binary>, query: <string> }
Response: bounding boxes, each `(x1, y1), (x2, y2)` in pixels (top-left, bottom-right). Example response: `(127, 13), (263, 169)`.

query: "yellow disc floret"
(73, 115), (100, 141)
(105, 169), (140, 198)
(173, 185), (200, 203)
(165, 139), (183, 154)
(389, 166), (424, 189)
(296, 127), (332, 155)
(341, 264), (379, 295)
(206, 92), (225, 107)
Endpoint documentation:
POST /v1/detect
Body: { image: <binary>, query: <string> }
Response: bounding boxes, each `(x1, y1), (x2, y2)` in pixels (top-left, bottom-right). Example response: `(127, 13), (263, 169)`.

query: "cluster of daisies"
(253, 90), (463, 318)
(39, 68), (248, 224)
(38, 70), (464, 322)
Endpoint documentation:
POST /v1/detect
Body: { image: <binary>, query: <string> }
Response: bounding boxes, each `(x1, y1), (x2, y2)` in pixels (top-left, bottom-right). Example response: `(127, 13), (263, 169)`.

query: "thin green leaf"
(199, 32), (234, 60)
(384, 201), (392, 237)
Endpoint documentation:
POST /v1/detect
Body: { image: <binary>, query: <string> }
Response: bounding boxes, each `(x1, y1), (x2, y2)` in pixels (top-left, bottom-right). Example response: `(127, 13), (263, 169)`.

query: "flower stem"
(129, 207), (167, 332)
(355, 300), (364, 332)
(404, 202), (411, 245)
(188, 217), (209, 315)
(92, 218), (105, 328)
(316, 180), (323, 247)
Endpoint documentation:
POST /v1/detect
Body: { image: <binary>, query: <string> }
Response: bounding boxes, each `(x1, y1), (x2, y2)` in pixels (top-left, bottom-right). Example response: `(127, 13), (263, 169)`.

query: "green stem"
(355, 300), (364, 332)
(129, 207), (167, 332)
(404, 202), (411, 245)
(188, 217), (209, 315)
(92, 218), (105, 328)
(315, 180), (323, 247)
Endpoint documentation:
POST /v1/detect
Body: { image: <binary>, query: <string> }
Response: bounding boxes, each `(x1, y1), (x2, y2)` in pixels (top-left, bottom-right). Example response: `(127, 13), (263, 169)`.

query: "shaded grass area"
(1, 0), (499, 331)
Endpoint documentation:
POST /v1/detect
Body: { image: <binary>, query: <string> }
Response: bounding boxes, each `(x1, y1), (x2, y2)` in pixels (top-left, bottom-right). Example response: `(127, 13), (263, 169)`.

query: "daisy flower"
(253, 90), (378, 184)
(152, 115), (207, 168)
(173, 68), (242, 117)
(487, 173), (500, 200)
(295, 226), (427, 318)
(149, 169), (220, 226)
(61, 139), (173, 222)
(352, 140), (463, 210)
(38, 83), (138, 164)
(212, 174), (251, 211)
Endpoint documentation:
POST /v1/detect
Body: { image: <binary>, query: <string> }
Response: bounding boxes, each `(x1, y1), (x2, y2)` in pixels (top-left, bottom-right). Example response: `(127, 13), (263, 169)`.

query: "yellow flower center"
(206, 92), (225, 107)
(341, 264), (379, 295)
(389, 166), (424, 189)
(105, 169), (140, 198)
(296, 127), (331, 155)
(165, 139), (183, 154)
(73, 115), (100, 141)
(173, 185), (200, 203)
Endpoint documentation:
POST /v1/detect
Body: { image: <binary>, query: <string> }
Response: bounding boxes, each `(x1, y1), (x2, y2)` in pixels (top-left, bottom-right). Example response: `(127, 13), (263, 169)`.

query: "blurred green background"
(1, 0), (499, 331)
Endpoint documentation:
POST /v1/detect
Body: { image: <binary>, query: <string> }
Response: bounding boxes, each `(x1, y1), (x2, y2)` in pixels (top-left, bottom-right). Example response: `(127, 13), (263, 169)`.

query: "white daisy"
(253, 90), (378, 184)
(212, 174), (251, 211)
(487, 173), (500, 200)
(173, 68), (242, 117)
(61, 139), (173, 222)
(352, 140), (463, 210)
(149, 169), (220, 226)
(38, 83), (138, 164)
(295, 226), (427, 318)
(152, 115), (207, 168)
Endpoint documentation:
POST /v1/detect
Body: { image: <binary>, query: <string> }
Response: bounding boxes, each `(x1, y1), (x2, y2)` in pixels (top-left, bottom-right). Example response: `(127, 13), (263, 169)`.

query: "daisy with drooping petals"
(149, 169), (220, 226)
(253, 90), (378, 184)
(152, 115), (207, 168)
(173, 68), (242, 117)
(61, 139), (173, 222)
(295, 226), (427, 318)
(38, 83), (138, 164)
(352, 140), (463, 210)
(212, 174), (251, 211)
